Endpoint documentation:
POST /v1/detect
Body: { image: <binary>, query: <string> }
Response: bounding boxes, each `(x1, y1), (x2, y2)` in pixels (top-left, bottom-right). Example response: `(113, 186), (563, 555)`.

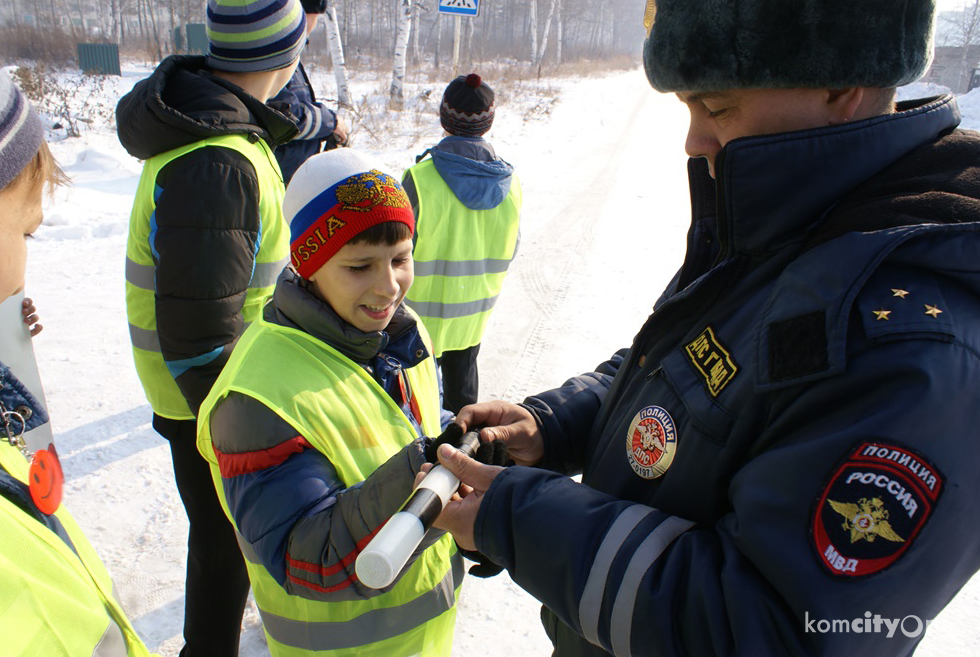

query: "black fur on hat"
(643, 0), (936, 92)
(440, 73), (495, 137)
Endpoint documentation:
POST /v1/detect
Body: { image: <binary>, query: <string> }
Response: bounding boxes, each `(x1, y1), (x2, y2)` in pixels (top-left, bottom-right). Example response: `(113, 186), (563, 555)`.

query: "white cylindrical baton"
(355, 431), (479, 589)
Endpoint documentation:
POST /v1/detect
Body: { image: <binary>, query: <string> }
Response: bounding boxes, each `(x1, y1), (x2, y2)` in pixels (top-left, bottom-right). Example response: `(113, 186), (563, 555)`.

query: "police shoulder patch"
(811, 441), (944, 578)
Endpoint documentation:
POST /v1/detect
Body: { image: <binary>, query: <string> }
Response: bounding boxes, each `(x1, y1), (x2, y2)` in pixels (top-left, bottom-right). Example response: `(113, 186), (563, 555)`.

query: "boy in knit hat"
(403, 73), (522, 415)
(116, 1), (306, 654)
(1, 73), (155, 657)
(195, 148), (465, 657)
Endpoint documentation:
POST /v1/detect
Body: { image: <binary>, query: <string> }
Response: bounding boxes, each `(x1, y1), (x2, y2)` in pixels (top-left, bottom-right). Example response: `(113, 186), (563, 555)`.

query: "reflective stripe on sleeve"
(578, 506), (654, 646)
(609, 516), (695, 657)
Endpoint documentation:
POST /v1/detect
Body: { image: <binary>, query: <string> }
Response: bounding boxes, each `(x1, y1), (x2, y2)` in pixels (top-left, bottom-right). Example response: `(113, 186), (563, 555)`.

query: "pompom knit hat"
(286, 149), (415, 279)
(0, 73), (43, 191)
(440, 73), (495, 137)
(206, 0), (307, 73)
(643, 0), (936, 92)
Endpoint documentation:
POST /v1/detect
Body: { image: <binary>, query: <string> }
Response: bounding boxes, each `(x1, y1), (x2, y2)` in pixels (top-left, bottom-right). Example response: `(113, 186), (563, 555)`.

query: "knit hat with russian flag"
(285, 149), (415, 279)
(206, 0), (306, 73)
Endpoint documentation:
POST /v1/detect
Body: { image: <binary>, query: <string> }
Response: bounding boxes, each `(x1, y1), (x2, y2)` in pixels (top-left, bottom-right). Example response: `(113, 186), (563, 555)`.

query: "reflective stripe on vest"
(405, 159), (521, 357)
(125, 134), (289, 419)
(258, 554), (464, 652)
(125, 256), (288, 353)
(0, 444), (151, 657)
(197, 309), (457, 657)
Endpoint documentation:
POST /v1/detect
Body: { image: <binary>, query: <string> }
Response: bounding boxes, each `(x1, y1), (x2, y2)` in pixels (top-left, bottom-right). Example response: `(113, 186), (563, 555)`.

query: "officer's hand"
(432, 443), (505, 551)
(456, 401), (543, 467)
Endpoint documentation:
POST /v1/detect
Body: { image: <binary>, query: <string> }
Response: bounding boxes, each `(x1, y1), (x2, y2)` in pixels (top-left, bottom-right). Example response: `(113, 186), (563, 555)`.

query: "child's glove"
(458, 545), (505, 578)
(424, 423), (510, 467)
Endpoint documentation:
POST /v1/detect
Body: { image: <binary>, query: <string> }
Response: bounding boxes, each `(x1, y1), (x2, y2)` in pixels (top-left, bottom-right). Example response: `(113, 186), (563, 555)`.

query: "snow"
(13, 64), (980, 655)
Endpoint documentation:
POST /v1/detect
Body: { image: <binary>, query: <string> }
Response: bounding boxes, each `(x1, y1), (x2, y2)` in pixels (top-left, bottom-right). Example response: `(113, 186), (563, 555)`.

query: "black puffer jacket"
(117, 55), (297, 415)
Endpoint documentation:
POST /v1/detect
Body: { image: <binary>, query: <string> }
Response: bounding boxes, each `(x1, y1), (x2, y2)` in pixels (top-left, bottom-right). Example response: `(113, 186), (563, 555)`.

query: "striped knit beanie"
(206, 0), (306, 74)
(0, 72), (43, 192)
(285, 149), (415, 279)
(440, 73), (495, 137)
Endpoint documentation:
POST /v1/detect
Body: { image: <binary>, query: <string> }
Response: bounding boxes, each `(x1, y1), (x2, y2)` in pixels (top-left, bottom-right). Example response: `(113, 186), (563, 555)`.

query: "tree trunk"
(529, 0), (538, 63)
(434, 12), (441, 70)
(390, 0), (412, 108)
(325, 5), (351, 108)
(555, 0), (563, 66)
(535, 0), (557, 69)
(410, 0), (420, 64)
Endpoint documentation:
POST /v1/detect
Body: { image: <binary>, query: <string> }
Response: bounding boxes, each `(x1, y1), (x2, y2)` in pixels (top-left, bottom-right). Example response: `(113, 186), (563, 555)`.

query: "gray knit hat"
(206, 0), (307, 73)
(0, 72), (44, 192)
(643, 0), (936, 92)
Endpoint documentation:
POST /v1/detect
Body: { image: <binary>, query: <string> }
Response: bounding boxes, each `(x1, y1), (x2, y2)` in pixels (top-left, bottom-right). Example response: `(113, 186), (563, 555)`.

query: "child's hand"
(22, 297), (42, 337)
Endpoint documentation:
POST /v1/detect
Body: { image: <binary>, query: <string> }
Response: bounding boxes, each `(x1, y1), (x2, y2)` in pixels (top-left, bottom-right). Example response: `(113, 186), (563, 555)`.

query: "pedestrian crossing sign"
(438, 0), (479, 17)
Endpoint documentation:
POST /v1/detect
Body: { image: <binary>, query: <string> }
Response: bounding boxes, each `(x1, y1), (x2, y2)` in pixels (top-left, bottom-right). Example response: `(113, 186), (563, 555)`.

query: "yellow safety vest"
(0, 442), (154, 657)
(197, 311), (461, 657)
(405, 159), (522, 357)
(125, 134), (290, 420)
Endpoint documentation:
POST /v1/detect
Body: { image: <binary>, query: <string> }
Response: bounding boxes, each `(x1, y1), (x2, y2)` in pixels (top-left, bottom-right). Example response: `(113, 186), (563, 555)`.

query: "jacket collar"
(116, 55), (298, 161)
(697, 95), (961, 258)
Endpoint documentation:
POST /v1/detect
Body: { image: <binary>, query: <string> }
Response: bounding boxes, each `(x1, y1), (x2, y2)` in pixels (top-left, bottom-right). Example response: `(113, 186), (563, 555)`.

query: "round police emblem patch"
(626, 405), (677, 479)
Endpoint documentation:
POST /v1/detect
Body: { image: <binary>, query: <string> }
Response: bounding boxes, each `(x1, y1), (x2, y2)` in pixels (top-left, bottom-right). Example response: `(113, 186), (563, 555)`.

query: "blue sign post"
(438, 0), (479, 18)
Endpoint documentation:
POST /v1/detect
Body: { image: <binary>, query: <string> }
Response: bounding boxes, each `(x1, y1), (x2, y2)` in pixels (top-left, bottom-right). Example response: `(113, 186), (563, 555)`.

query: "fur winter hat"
(0, 73), (43, 192)
(285, 149), (415, 279)
(441, 73), (495, 137)
(643, 0), (936, 92)
(206, 0), (306, 73)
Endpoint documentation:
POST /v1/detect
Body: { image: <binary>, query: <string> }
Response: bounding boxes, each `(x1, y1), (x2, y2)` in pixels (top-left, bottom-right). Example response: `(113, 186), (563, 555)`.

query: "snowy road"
(22, 67), (980, 655)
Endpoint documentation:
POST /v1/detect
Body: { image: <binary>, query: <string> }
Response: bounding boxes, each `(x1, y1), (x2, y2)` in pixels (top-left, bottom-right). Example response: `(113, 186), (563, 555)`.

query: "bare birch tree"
(324, 3), (351, 108)
(528, 0), (538, 62)
(390, 0), (412, 108)
(534, 0), (557, 69)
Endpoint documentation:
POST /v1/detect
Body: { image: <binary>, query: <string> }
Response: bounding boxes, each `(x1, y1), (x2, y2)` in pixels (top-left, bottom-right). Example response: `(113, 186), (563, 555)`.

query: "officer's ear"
(825, 87), (865, 125)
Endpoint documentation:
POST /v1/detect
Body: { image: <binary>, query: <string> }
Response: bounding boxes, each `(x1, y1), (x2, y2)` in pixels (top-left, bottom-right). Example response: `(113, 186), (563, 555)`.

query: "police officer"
(431, 1), (980, 655)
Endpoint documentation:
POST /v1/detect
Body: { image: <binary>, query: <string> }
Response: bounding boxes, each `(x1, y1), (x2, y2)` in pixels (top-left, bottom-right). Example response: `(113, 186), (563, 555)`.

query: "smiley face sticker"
(29, 443), (64, 515)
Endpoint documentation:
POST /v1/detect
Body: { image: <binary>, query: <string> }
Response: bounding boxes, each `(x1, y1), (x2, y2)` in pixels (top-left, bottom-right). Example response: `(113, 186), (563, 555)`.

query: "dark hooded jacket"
(475, 95), (980, 656)
(116, 55), (297, 415)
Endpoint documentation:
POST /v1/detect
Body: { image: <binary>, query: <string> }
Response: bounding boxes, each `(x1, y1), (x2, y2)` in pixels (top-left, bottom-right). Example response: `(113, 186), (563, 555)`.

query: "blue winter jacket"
(475, 95), (980, 656)
(271, 61), (338, 185)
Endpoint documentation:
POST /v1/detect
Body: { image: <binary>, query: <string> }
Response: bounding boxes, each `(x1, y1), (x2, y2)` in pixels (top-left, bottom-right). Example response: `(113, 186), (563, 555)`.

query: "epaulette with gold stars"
(857, 268), (955, 342)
